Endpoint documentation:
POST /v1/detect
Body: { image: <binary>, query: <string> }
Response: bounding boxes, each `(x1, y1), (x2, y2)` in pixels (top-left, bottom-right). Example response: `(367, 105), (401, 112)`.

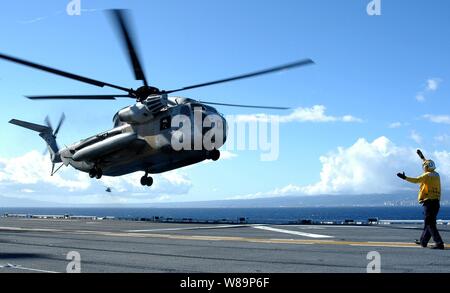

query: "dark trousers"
(420, 200), (444, 246)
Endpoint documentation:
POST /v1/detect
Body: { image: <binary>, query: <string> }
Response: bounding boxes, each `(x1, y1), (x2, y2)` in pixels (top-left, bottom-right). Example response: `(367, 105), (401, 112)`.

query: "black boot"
(414, 239), (427, 248)
(429, 243), (445, 250)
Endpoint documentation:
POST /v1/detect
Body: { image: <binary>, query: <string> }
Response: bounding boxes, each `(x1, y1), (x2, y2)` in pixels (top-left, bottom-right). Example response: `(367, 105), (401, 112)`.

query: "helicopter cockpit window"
(113, 113), (124, 127)
(160, 116), (171, 130)
(204, 105), (217, 113)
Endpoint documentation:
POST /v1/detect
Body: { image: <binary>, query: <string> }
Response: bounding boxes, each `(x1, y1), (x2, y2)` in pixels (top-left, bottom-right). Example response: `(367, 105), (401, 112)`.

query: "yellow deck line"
(70, 230), (421, 248)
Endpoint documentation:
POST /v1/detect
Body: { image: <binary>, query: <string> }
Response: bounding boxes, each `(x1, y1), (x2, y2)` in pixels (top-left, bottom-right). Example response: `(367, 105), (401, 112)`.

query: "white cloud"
(435, 134), (450, 143)
(0, 151), (90, 191)
(281, 136), (417, 195)
(415, 94), (425, 102)
(229, 136), (450, 199)
(220, 150), (238, 160)
(388, 122), (403, 128)
(416, 78), (442, 102)
(426, 78), (441, 91)
(18, 16), (47, 25)
(433, 151), (450, 184)
(388, 122), (410, 128)
(423, 114), (450, 124)
(20, 189), (35, 193)
(235, 105), (362, 123)
(341, 115), (363, 123)
(18, 9), (99, 25)
(0, 151), (192, 204)
(410, 130), (422, 144)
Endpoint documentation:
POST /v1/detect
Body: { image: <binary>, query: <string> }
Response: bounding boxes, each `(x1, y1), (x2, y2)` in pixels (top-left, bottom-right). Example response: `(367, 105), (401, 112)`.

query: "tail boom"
(9, 118), (61, 163)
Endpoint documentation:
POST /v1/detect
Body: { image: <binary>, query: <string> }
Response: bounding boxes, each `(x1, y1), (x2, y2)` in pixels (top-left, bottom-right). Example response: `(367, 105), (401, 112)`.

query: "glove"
(397, 172), (406, 180)
(417, 149), (425, 160)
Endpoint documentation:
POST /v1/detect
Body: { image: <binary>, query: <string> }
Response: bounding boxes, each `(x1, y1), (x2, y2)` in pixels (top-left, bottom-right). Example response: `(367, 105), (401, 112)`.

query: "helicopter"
(1, 9), (314, 187)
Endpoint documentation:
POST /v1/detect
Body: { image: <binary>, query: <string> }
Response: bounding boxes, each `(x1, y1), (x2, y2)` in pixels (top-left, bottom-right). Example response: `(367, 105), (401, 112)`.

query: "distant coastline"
(2, 193), (448, 208)
(1, 206), (449, 224)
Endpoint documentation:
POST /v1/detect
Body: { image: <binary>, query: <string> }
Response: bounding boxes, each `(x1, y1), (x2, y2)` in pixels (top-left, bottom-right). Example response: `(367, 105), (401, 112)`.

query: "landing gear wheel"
(89, 167), (103, 179)
(145, 176), (153, 187)
(210, 149), (220, 161)
(89, 169), (96, 178)
(95, 168), (103, 179)
(140, 175), (153, 187)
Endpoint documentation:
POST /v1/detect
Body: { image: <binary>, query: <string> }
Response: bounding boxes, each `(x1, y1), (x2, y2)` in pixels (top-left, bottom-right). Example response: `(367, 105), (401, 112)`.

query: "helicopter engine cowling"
(118, 96), (167, 124)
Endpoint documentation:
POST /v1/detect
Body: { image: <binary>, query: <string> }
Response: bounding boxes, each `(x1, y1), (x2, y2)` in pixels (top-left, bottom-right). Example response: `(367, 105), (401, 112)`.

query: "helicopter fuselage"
(58, 96), (227, 177)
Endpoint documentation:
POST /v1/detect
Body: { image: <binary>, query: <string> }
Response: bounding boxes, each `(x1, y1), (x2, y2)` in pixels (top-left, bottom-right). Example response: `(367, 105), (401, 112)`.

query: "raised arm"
(417, 149), (426, 162)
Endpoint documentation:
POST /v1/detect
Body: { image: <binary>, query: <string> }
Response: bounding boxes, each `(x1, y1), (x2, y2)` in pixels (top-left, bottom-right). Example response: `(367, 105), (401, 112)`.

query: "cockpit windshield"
(112, 113), (125, 127)
(204, 105), (217, 113)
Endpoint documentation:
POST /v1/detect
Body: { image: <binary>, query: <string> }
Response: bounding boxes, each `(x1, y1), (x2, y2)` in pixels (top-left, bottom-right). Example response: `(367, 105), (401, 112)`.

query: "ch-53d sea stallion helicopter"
(1, 9), (314, 187)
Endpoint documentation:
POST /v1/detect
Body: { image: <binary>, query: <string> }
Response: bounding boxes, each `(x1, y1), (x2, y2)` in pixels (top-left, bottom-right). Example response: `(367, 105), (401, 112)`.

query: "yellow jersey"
(405, 171), (441, 203)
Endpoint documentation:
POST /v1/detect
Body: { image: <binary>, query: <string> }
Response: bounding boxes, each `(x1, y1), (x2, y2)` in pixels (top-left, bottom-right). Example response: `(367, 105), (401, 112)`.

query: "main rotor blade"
(201, 101), (290, 110)
(26, 95), (132, 100)
(0, 53), (131, 93)
(109, 9), (148, 87)
(165, 59), (315, 94)
(44, 116), (53, 131)
(53, 113), (66, 137)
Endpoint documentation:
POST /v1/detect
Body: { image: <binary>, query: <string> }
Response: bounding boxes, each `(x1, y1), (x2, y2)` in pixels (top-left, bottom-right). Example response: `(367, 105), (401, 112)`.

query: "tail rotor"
(43, 113), (65, 155)
(10, 114), (65, 176)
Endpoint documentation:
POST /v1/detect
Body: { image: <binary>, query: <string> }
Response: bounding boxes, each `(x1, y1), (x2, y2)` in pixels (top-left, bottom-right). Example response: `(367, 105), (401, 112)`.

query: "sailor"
(397, 149), (445, 249)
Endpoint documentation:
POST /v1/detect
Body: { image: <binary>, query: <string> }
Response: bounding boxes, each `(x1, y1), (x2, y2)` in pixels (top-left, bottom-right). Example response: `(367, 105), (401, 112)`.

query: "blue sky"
(1, 0), (450, 205)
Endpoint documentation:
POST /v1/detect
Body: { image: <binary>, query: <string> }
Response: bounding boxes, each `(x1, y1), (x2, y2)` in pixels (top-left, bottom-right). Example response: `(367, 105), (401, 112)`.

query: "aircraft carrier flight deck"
(0, 216), (449, 273)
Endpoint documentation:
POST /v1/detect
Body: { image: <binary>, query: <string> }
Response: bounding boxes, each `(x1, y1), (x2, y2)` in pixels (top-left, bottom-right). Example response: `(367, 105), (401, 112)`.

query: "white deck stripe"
(252, 225), (333, 238)
(126, 224), (249, 233)
(0, 226), (61, 232)
(0, 264), (59, 273)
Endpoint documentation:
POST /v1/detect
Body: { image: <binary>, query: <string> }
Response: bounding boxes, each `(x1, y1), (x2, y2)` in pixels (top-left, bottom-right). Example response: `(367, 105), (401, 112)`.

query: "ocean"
(1, 206), (450, 224)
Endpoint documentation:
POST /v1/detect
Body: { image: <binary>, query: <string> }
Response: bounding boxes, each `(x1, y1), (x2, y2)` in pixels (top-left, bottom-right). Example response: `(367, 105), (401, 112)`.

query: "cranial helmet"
(423, 160), (436, 172)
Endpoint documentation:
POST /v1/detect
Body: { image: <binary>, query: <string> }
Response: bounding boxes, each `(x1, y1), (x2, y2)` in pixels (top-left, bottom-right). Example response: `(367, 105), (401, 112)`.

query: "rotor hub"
(134, 86), (161, 101)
